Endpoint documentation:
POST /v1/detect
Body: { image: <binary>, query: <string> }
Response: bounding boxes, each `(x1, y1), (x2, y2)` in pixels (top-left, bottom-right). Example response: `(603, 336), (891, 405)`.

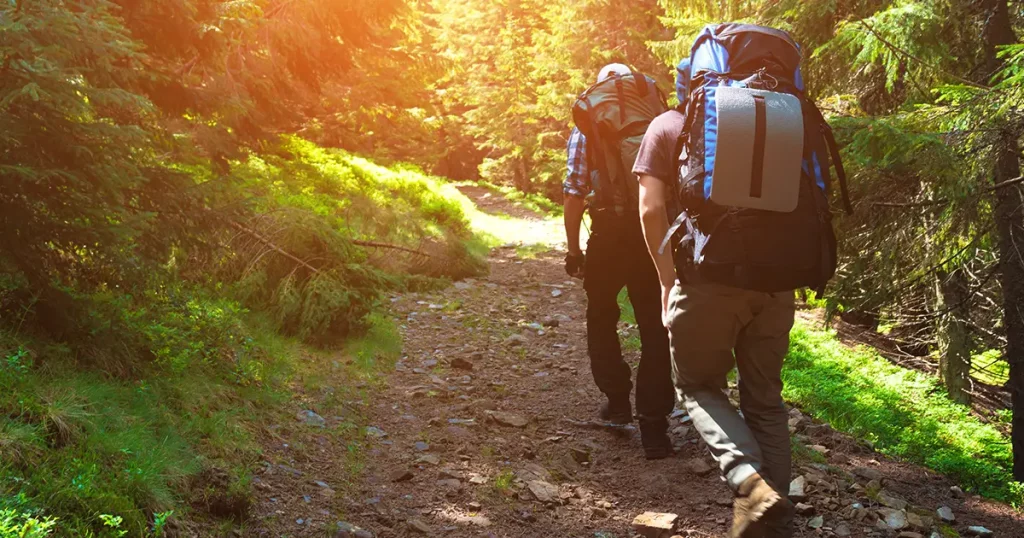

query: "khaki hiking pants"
(667, 281), (795, 536)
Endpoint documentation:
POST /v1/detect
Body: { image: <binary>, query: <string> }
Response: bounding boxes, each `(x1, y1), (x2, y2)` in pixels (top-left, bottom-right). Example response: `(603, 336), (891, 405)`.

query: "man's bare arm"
(638, 175), (676, 322)
(564, 194), (586, 255)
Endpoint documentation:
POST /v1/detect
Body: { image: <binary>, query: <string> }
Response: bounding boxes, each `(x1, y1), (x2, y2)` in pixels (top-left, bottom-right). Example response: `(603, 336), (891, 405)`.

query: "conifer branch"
(228, 219), (323, 276)
(352, 240), (432, 257)
(859, 19), (991, 91)
(872, 176), (1024, 208)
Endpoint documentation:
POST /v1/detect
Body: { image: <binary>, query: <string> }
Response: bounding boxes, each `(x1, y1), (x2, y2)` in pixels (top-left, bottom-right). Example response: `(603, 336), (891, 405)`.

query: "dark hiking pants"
(667, 281), (796, 537)
(583, 212), (674, 420)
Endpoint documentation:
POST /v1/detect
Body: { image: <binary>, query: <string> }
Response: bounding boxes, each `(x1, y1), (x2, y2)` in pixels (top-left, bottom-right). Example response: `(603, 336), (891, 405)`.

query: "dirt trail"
(248, 191), (1022, 538)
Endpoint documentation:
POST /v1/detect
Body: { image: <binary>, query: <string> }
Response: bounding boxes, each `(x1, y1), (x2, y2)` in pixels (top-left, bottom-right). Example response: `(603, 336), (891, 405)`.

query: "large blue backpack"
(667, 23), (853, 294)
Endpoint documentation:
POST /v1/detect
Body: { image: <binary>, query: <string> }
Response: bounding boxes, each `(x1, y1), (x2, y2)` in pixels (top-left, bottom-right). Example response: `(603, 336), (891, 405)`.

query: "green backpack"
(572, 70), (668, 215)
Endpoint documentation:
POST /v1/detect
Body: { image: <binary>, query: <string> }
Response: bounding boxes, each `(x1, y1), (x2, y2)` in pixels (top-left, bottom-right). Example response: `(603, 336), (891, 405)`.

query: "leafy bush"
(0, 509), (56, 538)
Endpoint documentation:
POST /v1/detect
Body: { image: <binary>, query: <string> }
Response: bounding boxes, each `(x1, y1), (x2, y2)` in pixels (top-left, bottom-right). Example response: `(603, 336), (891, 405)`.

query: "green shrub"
(0, 509), (56, 538)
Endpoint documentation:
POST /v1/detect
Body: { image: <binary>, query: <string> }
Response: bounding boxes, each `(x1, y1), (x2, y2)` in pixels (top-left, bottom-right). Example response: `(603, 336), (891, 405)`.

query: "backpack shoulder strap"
(805, 101), (853, 214)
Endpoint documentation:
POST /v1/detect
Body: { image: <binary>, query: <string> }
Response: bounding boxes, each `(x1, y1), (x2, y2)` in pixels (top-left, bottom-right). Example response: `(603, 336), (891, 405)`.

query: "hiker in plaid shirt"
(562, 64), (675, 460)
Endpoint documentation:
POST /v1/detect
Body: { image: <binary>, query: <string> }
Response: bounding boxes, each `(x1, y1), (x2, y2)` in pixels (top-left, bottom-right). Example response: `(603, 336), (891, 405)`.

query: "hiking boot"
(598, 396), (632, 424)
(639, 416), (673, 460)
(732, 473), (789, 538)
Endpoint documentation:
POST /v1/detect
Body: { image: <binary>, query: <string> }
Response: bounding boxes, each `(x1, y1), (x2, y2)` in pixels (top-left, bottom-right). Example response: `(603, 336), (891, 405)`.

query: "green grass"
(784, 320), (1022, 506)
(0, 301), (403, 537)
(616, 290), (642, 352)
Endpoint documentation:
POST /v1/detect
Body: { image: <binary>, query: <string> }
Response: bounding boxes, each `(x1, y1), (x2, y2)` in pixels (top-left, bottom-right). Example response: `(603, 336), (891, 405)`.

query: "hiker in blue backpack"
(637, 25), (852, 538)
(564, 63), (675, 460)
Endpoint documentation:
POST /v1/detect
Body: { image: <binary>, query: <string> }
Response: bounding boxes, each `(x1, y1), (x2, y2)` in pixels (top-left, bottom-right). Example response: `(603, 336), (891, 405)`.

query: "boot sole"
(600, 413), (633, 425)
(731, 490), (783, 538)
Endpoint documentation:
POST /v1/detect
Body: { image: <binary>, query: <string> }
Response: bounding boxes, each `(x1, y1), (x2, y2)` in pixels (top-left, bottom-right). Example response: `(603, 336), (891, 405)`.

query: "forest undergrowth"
(0, 142), (489, 537)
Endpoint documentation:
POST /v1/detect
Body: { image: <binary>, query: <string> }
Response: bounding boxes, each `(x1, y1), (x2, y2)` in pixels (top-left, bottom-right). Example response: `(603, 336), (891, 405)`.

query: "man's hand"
(565, 251), (586, 279)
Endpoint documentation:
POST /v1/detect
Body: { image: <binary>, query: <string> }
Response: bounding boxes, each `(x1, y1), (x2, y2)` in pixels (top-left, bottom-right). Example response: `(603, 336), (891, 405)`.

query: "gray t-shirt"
(632, 109), (685, 183)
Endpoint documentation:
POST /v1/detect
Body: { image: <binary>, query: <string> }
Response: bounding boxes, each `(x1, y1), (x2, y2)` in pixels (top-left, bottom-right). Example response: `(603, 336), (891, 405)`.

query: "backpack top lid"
(572, 70), (665, 140)
(686, 23), (804, 90)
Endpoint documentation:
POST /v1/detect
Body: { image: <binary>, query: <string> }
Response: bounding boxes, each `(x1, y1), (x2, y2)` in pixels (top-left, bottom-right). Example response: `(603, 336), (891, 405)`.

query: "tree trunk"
(936, 268), (973, 405)
(981, 0), (1024, 481)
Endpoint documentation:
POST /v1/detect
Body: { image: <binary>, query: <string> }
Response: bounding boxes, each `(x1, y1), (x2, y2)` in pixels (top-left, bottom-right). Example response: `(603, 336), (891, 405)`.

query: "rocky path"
(248, 193), (1022, 538)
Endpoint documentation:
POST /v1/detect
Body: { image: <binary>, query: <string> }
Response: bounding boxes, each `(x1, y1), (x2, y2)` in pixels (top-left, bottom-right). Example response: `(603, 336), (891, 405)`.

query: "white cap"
(598, 63), (631, 83)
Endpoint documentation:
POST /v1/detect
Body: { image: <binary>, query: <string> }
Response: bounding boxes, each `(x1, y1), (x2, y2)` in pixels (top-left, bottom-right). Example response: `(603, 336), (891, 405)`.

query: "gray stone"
(936, 506), (955, 523)
(898, 532), (925, 538)
(854, 467), (883, 482)
(789, 476), (807, 502)
(795, 503), (815, 515)
(297, 410), (326, 428)
(965, 526), (993, 537)
(834, 523), (852, 537)
(365, 426), (387, 438)
(414, 441), (429, 452)
(950, 486), (965, 498)
(878, 491), (909, 511)
(407, 519), (431, 534)
(807, 516), (824, 529)
(334, 522), (373, 538)
(415, 454), (440, 465)
(878, 508), (908, 530)
(527, 480), (559, 503)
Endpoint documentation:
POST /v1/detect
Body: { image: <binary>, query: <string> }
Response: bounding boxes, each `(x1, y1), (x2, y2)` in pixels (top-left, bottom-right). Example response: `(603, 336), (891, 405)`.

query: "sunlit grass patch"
(784, 320), (1022, 506)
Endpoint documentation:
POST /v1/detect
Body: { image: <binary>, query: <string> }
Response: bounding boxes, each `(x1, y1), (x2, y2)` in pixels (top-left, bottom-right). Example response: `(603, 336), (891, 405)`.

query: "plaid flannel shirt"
(563, 127), (592, 198)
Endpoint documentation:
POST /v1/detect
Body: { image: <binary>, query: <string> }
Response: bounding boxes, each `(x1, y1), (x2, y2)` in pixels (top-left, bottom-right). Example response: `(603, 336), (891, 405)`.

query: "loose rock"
(965, 526), (994, 537)
(950, 486), (965, 498)
(570, 447), (591, 464)
(451, 357), (475, 370)
(415, 454), (440, 465)
(878, 491), (909, 510)
(365, 426), (387, 438)
(936, 506), (955, 523)
(631, 512), (679, 538)
(898, 532), (925, 538)
(334, 522), (373, 538)
(506, 334), (528, 346)
(527, 480), (559, 503)
(795, 503), (815, 516)
(807, 515), (824, 529)
(414, 441), (430, 452)
(488, 411), (529, 428)
(391, 469), (414, 482)
(407, 519), (431, 534)
(789, 476), (807, 502)
(878, 508), (908, 530)
(854, 467), (883, 482)
(684, 459), (713, 476)
(297, 410), (326, 428)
